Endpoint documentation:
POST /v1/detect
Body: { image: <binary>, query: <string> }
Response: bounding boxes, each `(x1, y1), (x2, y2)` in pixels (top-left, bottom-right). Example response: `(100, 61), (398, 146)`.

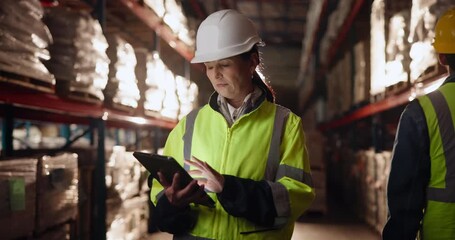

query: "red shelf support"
(326, 0), (365, 66)
(319, 73), (449, 131)
(300, 0), (328, 77)
(0, 86), (177, 129)
(319, 91), (409, 131)
(118, 0), (195, 62)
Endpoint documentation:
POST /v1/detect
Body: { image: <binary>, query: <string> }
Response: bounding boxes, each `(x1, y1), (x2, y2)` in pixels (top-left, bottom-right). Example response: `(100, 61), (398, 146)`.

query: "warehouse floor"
(143, 201), (382, 240)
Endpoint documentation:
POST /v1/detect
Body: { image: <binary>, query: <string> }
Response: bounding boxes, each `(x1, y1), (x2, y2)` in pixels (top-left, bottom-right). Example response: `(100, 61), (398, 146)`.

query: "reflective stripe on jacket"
(418, 82), (455, 239)
(151, 98), (314, 240)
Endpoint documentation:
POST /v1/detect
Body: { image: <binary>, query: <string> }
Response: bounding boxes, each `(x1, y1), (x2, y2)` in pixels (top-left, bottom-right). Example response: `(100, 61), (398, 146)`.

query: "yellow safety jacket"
(151, 94), (315, 240)
(418, 82), (455, 239)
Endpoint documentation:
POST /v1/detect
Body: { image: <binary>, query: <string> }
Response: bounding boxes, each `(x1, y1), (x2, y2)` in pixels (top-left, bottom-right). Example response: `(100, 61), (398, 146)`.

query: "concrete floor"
(144, 206), (381, 240)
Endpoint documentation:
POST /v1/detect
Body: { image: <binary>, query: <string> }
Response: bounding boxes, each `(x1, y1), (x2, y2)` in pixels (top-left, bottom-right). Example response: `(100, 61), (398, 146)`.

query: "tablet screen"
(133, 151), (215, 207)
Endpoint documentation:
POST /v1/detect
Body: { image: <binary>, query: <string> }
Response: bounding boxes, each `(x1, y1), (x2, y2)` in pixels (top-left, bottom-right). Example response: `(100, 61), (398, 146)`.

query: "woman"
(150, 9), (315, 240)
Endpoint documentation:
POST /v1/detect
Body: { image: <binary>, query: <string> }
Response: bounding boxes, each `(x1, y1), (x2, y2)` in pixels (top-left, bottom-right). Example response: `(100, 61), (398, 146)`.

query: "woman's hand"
(158, 171), (209, 208)
(186, 156), (225, 193)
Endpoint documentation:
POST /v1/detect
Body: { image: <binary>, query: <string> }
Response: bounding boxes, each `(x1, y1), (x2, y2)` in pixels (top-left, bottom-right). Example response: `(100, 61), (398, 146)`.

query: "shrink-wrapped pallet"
(107, 195), (149, 240)
(105, 34), (140, 110)
(0, 158), (37, 239)
(0, 0), (55, 84)
(35, 222), (71, 240)
(43, 7), (109, 102)
(35, 153), (78, 234)
(106, 146), (141, 201)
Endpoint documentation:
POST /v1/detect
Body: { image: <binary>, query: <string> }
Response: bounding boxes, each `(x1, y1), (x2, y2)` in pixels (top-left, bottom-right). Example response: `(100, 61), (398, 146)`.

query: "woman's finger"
(195, 178), (208, 186)
(185, 159), (203, 169)
(157, 172), (170, 187)
(188, 169), (203, 176)
(170, 172), (181, 190)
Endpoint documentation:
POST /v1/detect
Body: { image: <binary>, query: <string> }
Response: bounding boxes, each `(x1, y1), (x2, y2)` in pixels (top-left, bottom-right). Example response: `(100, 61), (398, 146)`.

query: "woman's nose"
(214, 67), (222, 79)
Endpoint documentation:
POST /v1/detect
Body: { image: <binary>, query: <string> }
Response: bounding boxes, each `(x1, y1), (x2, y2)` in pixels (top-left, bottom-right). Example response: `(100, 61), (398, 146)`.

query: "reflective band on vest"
(426, 90), (455, 202)
(182, 105), (290, 181)
(264, 105), (290, 181)
(183, 108), (200, 171)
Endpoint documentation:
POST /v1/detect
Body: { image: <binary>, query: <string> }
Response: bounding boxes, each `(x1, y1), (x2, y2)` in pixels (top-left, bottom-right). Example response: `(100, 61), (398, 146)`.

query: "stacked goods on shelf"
(176, 75), (198, 119)
(135, 50), (165, 117)
(136, 48), (198, 120)
(353, 41), (370, 106)
(106, 146), (141, 201)
(142, 51), (178, 119)
(106, 146), (147, 239)
(299, 0), (325, 80)
(370, 0), (452, 102)
(107, 195), (149, 240)
(363, 149), (377, 229)
(0, 158), (38, 239)
(384, 9), (411, 96)
(134, 48), (149, 114)
(408, 2), (438, 82)
(302, 105), (327, 214)
(0, 0), (55, 90)
(319, 0), (355, 65)
(370, 0), (387, 101)
(43, 7), (109, 103)
(408, 0), (452, 83)
(306, 130), (327, 213)
(350, 149), (391, 234)
(155, 60), (179, 120)
(326, 51), (353, 119)
(374, 151), (391, 233)
(105, 34), (140, 111)
(34, 222), (71, 240)
(35, 153), (78, 235)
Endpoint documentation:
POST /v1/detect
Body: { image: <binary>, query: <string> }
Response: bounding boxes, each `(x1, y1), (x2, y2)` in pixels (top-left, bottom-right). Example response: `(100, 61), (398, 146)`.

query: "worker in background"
(383, 7), (455, 240)
(149, 9), (315, 240)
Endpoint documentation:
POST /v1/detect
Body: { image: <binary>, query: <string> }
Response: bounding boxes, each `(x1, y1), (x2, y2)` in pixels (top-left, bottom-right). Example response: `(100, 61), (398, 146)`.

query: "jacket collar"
(208, 84), (268, 113)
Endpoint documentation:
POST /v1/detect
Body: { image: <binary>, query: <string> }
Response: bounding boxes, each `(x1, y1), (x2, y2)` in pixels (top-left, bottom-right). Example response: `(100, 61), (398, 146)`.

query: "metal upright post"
(91, 118), (106, 240)
(1, 105), (13, 157)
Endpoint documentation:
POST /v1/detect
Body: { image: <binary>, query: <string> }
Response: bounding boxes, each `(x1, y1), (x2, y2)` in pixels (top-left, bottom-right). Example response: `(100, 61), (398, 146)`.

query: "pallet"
(385, 81), (409, 97)
(0, 70), (55, 93)
(144, 109), (162, 118)
(370, 91), (386, 103)
(105, 101), (137, 114)
(55, 81), (103, 105)
(65, 90), (103, 105)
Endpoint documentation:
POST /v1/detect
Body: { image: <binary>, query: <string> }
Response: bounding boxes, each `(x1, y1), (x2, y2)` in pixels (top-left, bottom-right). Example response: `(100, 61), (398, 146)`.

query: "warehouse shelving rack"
(301, 0), (448, 135)
(0, 82), (176, 240)
(0, 1), (196, 239)
(299, 0), (450, 233)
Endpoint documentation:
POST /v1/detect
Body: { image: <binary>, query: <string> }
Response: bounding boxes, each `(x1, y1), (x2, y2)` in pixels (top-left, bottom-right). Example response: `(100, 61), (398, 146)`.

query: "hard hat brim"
(191, 40), (265, 63)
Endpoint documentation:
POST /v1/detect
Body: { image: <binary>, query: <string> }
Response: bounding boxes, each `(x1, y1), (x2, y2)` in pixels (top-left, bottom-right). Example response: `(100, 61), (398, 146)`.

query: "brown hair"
(445, 54), (455, 72)
(240, 45), (276, 102)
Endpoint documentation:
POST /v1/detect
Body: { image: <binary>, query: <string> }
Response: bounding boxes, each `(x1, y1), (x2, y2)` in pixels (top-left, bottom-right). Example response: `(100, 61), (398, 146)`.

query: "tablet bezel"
(133, 151), (215, 207)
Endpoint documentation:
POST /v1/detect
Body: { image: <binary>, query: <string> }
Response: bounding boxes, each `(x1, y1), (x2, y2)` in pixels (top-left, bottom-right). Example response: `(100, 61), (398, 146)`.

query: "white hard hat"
(191, 9), (264, 63)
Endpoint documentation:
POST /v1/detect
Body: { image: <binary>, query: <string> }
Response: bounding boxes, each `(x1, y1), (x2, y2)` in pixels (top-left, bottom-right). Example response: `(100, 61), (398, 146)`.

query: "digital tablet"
(133, 151), (215, 207)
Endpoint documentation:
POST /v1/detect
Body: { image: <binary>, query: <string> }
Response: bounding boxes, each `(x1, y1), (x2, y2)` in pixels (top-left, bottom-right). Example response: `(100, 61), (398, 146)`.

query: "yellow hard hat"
(433, 7), (455, 53)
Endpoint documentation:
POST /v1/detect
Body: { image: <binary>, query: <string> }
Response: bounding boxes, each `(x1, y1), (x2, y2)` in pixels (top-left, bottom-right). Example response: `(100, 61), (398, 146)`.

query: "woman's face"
(204, 55), (256, 105)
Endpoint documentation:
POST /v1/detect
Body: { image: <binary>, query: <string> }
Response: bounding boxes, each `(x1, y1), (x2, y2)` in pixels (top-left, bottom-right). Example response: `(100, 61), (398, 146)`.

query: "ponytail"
(241, 45), (276, 103)
(252, 71), (275, 102)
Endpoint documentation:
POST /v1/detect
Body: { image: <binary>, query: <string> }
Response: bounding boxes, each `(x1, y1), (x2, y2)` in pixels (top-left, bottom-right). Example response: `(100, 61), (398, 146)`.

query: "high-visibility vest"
(418, 82), (455, 240)
(151, 100), (315, 240)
